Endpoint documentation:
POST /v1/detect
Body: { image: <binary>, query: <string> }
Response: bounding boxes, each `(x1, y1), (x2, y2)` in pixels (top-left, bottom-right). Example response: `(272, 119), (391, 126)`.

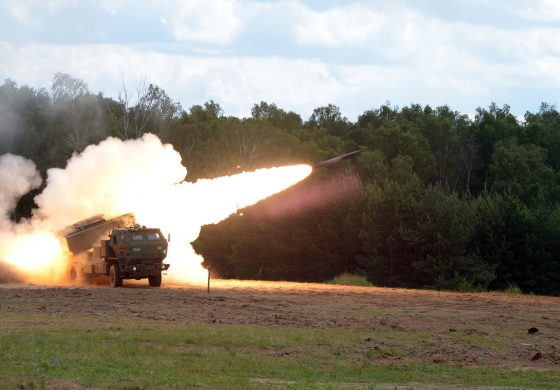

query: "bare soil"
(1, 279), (559, 370)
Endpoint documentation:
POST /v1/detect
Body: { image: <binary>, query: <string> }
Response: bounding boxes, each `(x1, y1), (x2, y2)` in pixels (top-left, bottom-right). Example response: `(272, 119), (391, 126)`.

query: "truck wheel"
(148, 273), (162, 287)
(109, 264), (123, 288)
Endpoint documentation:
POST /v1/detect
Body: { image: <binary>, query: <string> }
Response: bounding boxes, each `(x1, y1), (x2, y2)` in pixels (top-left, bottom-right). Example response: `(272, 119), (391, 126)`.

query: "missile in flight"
(312, 150), (361, 169)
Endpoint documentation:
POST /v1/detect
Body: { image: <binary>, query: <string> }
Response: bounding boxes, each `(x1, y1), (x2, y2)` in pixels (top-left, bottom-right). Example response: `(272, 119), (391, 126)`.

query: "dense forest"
(2, 73), (560, 295)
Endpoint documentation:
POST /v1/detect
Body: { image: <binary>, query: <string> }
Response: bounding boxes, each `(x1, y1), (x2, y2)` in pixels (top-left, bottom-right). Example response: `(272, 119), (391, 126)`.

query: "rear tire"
(109, 264), (122, 288)
(148, 273), (162, 287)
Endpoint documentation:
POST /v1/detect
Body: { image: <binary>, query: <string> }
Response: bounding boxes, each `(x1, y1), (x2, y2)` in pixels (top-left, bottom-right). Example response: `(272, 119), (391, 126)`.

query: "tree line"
(1, 74), (560, 295)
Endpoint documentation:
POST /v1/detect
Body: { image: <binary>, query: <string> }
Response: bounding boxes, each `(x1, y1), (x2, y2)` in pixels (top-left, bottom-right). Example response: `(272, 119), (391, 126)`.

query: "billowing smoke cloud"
(0, 154), (42, 222)
(33, 134), (187, 231)
(0, 154), (43, 282)
(0, 134), (311, 285)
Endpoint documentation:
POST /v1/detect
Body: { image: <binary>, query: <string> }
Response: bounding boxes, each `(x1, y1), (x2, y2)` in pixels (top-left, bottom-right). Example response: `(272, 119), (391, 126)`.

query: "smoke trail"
(0, 134), (311, 285)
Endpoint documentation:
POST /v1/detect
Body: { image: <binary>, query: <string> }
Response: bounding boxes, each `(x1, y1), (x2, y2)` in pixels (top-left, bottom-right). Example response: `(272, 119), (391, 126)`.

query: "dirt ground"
(1, 279), (559, 370)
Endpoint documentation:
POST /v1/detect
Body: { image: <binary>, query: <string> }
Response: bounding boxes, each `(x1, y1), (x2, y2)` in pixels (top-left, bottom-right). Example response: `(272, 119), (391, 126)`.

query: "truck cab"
(104, 226), (170, 287)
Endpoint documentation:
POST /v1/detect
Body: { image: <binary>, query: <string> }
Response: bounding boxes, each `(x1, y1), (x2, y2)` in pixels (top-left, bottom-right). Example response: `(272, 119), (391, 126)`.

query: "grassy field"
(2, 313), (560, 389)
(1, 281), (560, 389)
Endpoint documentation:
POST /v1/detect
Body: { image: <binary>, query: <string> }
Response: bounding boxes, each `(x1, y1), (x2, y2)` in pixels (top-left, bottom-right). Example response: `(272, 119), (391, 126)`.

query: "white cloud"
(1, 1), (560, 119)
(5, 2), (42, 27)
(100, 0), (132, 16)
(518, 0), (560, 21)
(1, 36), (558, 121)
(0, 43), (342, 116)
(531, 56), (560, 84)
(295, 4), (385, 48)
(293, 1), (560, 62)
(2, 0), (79, 24)
(161, 0), (241, 44)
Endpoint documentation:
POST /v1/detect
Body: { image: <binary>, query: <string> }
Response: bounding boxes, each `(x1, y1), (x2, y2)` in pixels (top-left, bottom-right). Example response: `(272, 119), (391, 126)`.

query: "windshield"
(147, 231), (163, 240)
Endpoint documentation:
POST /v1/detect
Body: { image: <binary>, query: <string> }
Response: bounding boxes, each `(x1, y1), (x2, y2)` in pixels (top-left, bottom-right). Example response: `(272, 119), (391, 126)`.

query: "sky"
(0, 0), (559, 120)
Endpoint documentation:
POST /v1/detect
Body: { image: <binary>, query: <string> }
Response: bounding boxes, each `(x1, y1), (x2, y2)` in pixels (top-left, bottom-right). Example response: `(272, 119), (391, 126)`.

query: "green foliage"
(522, 103), (560, 170)
(468, 192), (560, 294)
(456, 278), (487, 293)
(359, 178), (495, 290)
(504, 283), (523, 295)
(307, 103), (350, 137)
(489, 139), (558, 205)
(327, 272), (373, 287)
(473, 103), (521, 170)
(251, 100), (302, 130)
(2, 74), (560, 295)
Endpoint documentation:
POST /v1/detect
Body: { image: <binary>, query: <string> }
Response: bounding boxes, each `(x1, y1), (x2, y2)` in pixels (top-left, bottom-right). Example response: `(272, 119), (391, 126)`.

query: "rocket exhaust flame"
(0, 134), (312, 285)
(1, 230), (67, 284)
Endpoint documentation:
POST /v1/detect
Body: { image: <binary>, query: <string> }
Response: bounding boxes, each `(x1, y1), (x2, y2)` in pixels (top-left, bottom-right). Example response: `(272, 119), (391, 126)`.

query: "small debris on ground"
(531, 352), (542, 361)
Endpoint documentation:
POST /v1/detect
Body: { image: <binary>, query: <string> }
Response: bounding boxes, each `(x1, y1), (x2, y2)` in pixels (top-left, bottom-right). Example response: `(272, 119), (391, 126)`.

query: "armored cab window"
(132, 234), (144, 241)
(112, 235), (117, 244)
(147, 232), (162, 240)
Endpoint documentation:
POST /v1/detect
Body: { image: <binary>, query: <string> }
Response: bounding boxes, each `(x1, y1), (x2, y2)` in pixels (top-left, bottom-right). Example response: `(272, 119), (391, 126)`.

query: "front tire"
(109, 264), (122, 288)
(148, 273), (162, 287)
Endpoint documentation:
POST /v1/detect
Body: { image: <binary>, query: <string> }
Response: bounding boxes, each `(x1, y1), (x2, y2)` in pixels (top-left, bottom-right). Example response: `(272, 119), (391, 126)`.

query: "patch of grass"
(338, 307), (409, 320)
(450, 332), (506, 352)
(0, 316), (559, 389)
(456, 279), (487, 293)
(327, 273), (373, 287)
(504, 283), (524, 295)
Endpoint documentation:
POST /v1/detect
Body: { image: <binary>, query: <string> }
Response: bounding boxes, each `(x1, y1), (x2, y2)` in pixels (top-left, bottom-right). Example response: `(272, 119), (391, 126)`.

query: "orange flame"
(1, 230), (67, 284)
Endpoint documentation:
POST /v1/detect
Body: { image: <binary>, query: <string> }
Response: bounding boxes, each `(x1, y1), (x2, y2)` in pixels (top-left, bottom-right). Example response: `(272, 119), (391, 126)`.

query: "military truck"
(63, 214), (170, 287)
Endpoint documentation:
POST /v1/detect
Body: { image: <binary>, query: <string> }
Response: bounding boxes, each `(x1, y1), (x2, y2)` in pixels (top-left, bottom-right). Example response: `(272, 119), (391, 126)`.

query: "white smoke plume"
(0, 134), (311, 285)
(0, 154), (43, 282)
(0, 154), (42, 224)
(34, 134), (187, 230)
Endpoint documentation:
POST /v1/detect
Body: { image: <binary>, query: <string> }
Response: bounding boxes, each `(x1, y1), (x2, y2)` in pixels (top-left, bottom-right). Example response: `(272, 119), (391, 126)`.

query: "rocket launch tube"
(312, 150), (361, 169)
